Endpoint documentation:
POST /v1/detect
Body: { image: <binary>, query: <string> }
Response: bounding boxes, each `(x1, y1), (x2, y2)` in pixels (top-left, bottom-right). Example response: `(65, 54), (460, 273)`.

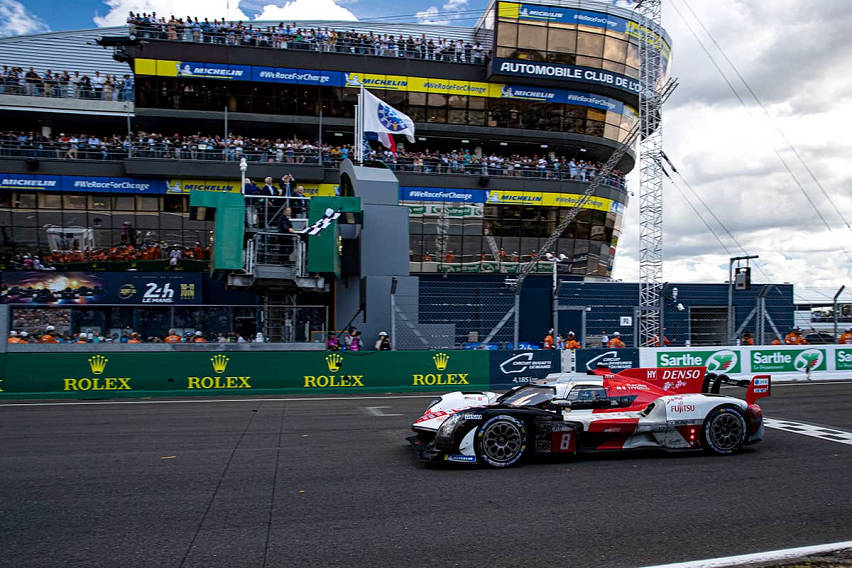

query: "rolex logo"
(433, 352), (450, 371)
(211, 354), (229, 374)
(88, 355), (108, 375)
(326, 353), (343, 372)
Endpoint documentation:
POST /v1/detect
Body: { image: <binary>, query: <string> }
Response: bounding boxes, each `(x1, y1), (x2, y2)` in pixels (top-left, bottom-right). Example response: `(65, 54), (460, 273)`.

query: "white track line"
(640, 540), (852, 568)
(764, 418), (852, 446)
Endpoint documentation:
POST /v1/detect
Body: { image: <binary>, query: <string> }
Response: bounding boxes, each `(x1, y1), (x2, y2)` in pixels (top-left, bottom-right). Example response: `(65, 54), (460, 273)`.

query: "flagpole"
(354, 89), (360, 165)
(358, 84), (365, 165)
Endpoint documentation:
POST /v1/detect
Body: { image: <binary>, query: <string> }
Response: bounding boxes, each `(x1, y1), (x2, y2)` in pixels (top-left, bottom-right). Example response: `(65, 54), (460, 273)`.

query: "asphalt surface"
(0, 382), (850, 568)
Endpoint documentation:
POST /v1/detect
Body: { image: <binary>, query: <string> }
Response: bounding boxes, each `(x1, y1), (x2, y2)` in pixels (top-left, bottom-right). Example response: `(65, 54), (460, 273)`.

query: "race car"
(409, 366), (771, 467)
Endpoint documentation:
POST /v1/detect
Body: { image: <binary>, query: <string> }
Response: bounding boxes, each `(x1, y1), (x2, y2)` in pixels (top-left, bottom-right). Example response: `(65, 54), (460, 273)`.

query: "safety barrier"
(0, 349), (490, 399)
(1, 345), (849, 400)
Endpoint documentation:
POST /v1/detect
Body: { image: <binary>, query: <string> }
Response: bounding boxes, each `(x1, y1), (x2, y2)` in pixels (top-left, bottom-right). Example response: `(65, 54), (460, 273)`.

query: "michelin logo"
(177, 63), (244, 78)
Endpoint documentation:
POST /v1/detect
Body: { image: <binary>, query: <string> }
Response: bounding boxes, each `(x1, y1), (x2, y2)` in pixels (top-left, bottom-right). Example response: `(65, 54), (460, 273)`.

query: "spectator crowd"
(0, 66), (134, 101)
(0, 130), (626, 187)
(7, 326), (260, 344)
(3, 242), (210, 270)
(127, 13), (488, 64)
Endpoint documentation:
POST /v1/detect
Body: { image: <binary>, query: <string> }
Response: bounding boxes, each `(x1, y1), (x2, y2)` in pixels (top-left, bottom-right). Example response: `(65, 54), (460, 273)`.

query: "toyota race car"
(409, 366), (771, 467)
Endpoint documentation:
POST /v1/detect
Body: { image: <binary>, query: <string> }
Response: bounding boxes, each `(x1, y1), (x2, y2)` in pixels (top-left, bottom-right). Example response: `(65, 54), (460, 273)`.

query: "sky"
(2, 0), (851, 290)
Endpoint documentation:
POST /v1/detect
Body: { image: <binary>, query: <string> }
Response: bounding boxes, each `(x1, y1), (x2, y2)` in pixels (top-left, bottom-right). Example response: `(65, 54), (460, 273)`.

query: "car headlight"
(435, 412), (464, 446)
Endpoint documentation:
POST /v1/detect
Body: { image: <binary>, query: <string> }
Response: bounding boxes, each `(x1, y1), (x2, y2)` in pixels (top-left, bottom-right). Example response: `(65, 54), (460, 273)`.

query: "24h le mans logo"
(705, 350), (738, 373)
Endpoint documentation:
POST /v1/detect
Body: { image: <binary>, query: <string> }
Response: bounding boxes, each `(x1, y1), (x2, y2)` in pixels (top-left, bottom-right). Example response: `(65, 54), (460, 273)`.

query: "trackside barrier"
(638, 345), (852, 375)
(0, 350), (489, 399)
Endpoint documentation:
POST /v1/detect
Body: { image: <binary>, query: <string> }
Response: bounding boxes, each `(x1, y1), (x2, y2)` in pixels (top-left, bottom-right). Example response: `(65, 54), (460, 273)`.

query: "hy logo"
(326, 353), (343, 372)
(706, 350), (738, 372)
(433, 352), (450, 371)
(211, 354), (229, 374)
(88, 355), (108, 375)
(794, 349), (823, 371)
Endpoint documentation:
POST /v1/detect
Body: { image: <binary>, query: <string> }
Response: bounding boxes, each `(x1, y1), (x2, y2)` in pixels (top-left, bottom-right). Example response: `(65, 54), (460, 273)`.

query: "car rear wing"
(702, 372), (771, 405)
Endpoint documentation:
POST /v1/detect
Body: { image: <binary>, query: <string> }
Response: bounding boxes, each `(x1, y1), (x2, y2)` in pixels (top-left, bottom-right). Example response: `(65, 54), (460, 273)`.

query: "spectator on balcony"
(39, 325), (59, 344)
(290, 186), (308, 218)
(838, 328), (852, 344)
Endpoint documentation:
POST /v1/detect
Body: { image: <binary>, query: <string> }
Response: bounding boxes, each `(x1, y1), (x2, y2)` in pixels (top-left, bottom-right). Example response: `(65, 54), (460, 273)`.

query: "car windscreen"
(498, 386), (556, 407)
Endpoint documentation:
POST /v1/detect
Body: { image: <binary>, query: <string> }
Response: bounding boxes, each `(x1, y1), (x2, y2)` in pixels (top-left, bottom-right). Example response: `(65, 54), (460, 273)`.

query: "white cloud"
(612, 0), (852, 289)
(0, 0), (50, 37)
(93, 0), (356, 26)
(253, 0), (356, 22)
(416, 0), (468, 25)
(415, 6), (448, 26)
(94, 0), (248, 27)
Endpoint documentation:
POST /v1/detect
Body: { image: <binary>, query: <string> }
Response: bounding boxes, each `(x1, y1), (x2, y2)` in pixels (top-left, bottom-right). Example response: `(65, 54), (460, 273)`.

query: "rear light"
(746, 404), (763, 436)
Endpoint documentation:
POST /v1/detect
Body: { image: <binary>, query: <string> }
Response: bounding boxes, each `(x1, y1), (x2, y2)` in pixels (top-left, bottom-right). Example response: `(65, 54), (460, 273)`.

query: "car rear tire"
(702, 406), (747, 455)
(475, 415), (527, 468)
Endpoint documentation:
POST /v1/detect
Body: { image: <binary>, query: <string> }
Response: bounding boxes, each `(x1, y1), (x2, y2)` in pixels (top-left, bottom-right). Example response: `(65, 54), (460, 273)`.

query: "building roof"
(0, 27), (132, 77)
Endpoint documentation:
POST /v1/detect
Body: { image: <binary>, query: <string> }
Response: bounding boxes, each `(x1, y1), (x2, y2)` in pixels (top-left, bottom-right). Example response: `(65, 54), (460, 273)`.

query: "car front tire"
(475, 415), (527, 468)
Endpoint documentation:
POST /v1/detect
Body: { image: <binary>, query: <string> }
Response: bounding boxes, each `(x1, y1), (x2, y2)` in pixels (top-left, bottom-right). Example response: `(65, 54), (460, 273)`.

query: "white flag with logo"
(361, 88), (415, 143)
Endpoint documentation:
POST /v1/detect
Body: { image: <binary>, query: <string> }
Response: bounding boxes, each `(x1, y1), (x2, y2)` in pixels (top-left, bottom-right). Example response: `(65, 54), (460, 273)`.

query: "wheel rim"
(709, 413), (744, 451)
(481, 421), (522, 463)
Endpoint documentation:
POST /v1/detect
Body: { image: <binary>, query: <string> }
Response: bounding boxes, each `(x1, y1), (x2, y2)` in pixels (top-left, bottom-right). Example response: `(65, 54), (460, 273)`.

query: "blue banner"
(400, 187), (486, 203)
(516, 5), (628, 34)
(492, 59), (640, 95)
(0, 174), (168, 194)
(489, 350), (561, 389)
(251, 66), (343, 86)
(1, 272), (202, 305)
(176, 61), (250, 80)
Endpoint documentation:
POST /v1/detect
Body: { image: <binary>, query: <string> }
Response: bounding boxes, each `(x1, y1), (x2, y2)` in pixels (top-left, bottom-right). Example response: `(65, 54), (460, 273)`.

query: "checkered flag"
(300, 208), (342, 236)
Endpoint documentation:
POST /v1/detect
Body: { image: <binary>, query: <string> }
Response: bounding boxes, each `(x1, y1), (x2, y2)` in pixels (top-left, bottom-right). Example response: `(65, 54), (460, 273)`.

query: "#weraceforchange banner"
(0, 174), (168, 194)
(0, 272), (202, 305)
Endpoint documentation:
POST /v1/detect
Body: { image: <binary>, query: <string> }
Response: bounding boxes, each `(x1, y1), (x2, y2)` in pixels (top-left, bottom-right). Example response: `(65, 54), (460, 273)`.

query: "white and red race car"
(409, 366), (771, 467)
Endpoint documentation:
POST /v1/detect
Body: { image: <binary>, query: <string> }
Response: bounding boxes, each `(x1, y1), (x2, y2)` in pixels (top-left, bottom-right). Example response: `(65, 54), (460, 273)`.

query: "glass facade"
(494, 2), (671, 78)
(406, 201), (622, 277)
(0, 192), (214, 253)
(136, 79), (637, 144)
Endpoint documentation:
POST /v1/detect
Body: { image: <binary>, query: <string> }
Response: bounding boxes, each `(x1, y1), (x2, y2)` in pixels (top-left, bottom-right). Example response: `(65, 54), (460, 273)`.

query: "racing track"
(0, 382), (850, 568)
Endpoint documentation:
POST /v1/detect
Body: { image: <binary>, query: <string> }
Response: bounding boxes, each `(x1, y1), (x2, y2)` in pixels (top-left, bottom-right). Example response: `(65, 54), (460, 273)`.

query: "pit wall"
(0, 346), (848, 400)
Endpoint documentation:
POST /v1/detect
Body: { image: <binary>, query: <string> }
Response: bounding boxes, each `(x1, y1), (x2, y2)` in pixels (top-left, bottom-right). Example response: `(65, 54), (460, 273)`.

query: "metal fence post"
(513, 290), (520, 349)
(390, 277), (397, 351)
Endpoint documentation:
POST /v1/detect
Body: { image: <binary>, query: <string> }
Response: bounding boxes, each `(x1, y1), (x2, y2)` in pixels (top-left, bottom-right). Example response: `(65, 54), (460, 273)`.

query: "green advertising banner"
(750, 348), (827, 373)
(656, 349), (742, 374)
(0, 350), (490, 399)
(837, 349), (852, 371)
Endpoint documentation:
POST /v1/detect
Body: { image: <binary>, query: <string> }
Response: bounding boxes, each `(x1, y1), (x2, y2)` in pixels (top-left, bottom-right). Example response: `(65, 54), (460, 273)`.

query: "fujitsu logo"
(668, 401), (696, 413)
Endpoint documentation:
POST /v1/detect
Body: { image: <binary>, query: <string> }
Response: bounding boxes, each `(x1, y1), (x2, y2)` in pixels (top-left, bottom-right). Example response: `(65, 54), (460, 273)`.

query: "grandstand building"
(0, 1), (681, 344)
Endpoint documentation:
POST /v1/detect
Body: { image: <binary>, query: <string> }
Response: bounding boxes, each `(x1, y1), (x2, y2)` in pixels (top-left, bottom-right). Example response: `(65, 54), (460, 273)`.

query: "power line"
(678, 0), (852, 234)
(668, 0), (839, 236)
